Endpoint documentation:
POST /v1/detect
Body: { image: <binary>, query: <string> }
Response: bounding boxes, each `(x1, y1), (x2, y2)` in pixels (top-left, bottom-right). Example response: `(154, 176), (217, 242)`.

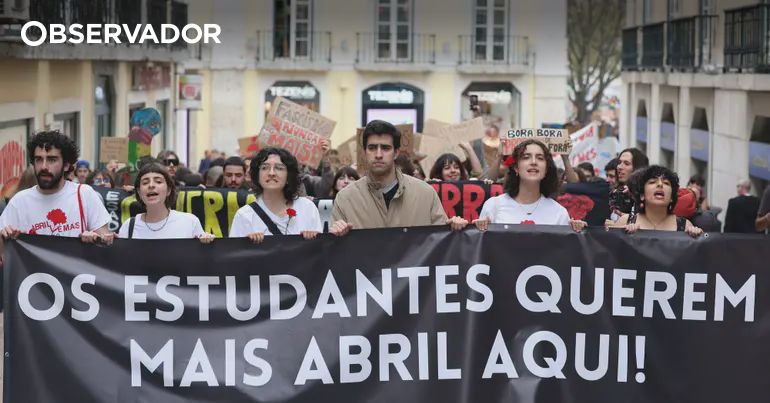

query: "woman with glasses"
(85, 170), (114, 188)
(229, 147), (324, 243)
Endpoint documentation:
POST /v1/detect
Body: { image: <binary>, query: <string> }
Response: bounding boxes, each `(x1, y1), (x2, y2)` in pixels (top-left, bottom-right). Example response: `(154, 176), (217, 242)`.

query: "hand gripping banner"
(4, 227), (768, 402)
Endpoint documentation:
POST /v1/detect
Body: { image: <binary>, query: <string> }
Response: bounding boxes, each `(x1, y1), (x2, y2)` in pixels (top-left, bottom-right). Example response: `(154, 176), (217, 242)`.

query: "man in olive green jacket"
(329, 120), (466, 234)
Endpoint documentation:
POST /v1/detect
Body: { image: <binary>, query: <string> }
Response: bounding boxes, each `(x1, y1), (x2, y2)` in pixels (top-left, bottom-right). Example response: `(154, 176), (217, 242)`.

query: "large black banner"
(4, 228), (769, 402)
(95, 181), (608, 235)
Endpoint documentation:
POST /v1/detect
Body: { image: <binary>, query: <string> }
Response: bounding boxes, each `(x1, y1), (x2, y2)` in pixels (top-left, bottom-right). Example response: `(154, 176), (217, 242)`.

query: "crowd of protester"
(1, 119), (768, 252)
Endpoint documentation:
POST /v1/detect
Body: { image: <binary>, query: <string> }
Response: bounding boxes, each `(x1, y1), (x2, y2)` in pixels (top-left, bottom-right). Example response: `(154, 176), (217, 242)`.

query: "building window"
(642, 0), (651, 24)
(274, 0), (313, 58)
(667, 0), (680, 19)
(54, 112), (79, 148)
(94, 75), (113, 165)
(473, 0), (508, 62)
(376, 0), (412, 61)
(156, 100), (169, 151)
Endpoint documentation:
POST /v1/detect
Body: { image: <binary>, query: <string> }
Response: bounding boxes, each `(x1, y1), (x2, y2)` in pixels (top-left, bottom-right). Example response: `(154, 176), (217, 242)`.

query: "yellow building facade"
(184, 0), (569, 167)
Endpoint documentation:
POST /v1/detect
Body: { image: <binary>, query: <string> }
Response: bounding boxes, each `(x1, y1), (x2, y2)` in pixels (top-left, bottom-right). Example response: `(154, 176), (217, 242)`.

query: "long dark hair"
(134, 163), (177, 209)
(503, 139), (560, 199)
(332, 166), (360, 196)
(630, 165), (679, 214)
(429, 153), (469, 181)
(619, 147), (649, 172)
(250, 147), (301, 201)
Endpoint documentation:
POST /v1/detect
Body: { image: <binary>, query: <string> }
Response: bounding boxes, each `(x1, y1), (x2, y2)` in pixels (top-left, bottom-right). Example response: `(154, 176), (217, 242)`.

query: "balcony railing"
(622, 27), (639, 69)
(667, 15), (718, 69)
(256, 30), (332, 64)
(355, 32), (435, 65)
(457, 35), (528, 66)
(724, 4), (770, 72)
(641, 22), (665, 68)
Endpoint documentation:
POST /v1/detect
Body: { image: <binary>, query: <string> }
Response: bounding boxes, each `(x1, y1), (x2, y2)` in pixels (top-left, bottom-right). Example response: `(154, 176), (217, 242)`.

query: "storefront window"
(264, 81), (320, 118)
(362, 82), (424, 132)
(460, 81), (520, 131)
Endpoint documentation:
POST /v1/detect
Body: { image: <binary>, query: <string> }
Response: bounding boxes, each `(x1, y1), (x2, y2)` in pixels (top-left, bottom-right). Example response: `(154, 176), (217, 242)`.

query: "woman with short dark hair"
(615, 165), (703, 237)
(229, 147), (323, 243)
(118, 163), (212, 241)
(473, 139), (586, 231)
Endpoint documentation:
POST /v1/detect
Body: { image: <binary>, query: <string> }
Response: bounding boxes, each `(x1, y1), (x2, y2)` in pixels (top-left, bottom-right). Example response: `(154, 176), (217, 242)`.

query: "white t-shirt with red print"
(0, 181), (111, 237)
(479, 193), (570, 226)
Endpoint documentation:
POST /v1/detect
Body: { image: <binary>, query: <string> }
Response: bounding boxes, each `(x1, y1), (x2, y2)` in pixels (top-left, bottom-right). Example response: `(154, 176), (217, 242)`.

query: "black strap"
(128, 217), (136, 239)
(249, 201), (283, 235)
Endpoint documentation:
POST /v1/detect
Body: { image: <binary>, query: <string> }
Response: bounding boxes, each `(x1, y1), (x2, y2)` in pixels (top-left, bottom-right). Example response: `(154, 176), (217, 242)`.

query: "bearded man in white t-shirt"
(0, 131), (113, 251)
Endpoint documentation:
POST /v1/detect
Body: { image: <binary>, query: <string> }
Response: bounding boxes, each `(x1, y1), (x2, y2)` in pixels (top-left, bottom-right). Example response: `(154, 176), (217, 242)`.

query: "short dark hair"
(395, 154), (415, 176)
(605, 158), (619, 172)
(630, 165), (679, 214)
(503, 139), (560, 199)
(577, 162), (595, 175)
(27, 130), (79, 172)
(619, 147), (649, 171)
(429, 153), (469, 181)
(250, 147), (301, 201)
(332, 166), (360, 196)
(223, 156), (247, 172)
(688, 175), (705, 187)
(134, 162), (177, 209)
(362, 120), (401, 150)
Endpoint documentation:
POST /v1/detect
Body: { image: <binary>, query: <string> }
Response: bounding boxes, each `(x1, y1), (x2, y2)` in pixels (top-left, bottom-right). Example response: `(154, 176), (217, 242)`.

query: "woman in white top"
(474, 139), (587, 232)
(230, 147), (327, 243)
(118, 163), (214, 242)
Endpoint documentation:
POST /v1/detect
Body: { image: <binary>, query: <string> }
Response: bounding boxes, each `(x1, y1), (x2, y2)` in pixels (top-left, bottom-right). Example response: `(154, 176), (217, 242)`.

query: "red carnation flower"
(503, 155), (517, 167)
(286, 208), (297, 218)
(520, 220), (535, 225)
(47, 209), (67, 225)
(556, 193), (595, 220)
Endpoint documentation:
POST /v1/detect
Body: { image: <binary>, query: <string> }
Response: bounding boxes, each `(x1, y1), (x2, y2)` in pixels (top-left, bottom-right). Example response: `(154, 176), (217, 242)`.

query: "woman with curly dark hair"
(229, 147), (322, 243)
(429, 153), (469, 182)
(473, 139), (586, 231)
(615, 165), (703, 237)
(118, 163), (213, 242)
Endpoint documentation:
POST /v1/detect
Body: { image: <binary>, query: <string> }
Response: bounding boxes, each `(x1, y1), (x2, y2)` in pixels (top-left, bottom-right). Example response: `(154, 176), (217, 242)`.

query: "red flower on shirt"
(286, 208), (297, 218)
(47, 209), (67, 225)
(520, 220), (535, 225)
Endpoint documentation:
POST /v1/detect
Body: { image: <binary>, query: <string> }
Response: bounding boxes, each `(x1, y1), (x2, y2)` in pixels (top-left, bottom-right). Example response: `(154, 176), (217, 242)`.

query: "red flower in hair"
(286, 208), (297, 218)
(503, 155), (517, 167)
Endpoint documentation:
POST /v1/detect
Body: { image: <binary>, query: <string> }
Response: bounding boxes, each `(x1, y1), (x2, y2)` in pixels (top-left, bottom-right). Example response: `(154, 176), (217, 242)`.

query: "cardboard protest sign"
(500, 128), (572, 155)
(238, 135), (259, 157)
(99, 137), (129, 163)
(423, 118), (451, 136)
(420, 118), (484, 162)
(335, 136), (357, 167)
(257, 96), (336, 167)
(396, 124), (416, 158)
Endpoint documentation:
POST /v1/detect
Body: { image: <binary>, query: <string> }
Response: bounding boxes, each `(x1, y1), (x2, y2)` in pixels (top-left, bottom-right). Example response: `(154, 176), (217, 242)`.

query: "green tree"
(568, 0), (623, 124)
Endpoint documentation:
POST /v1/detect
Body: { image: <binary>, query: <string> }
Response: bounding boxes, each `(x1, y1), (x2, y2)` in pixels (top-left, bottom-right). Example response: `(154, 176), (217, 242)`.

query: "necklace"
(516, 196), (542, 216)
(644, 214), (669, 230)
(144, 211), (171, 232)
